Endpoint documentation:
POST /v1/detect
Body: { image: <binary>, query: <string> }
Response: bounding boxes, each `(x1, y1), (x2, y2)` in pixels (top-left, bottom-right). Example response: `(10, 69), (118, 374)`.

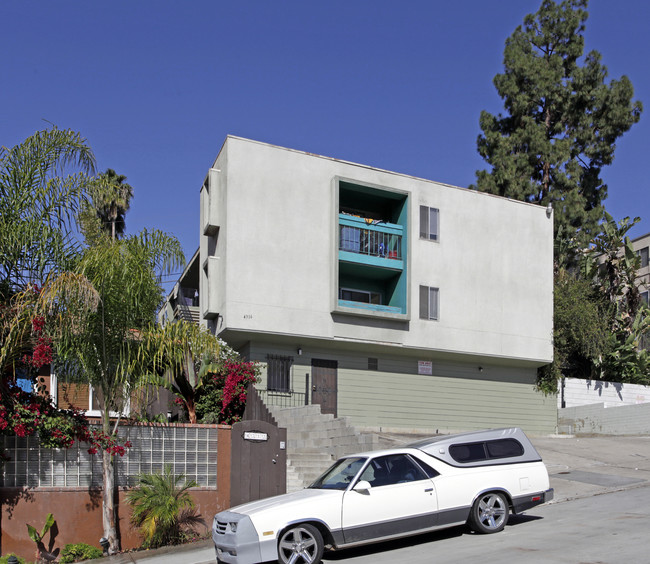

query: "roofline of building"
(204, 135), (548, 213)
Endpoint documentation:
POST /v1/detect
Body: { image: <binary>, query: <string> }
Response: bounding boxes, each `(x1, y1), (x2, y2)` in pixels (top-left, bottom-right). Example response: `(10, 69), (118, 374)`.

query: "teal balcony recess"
(337, 299), (403, 314)
(339, 214), (403, 270)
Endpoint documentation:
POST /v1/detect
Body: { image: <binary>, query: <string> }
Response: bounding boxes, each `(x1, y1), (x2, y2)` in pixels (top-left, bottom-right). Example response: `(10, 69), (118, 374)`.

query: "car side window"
(359, 454), (428, 487)
(412, 457), (440, 478)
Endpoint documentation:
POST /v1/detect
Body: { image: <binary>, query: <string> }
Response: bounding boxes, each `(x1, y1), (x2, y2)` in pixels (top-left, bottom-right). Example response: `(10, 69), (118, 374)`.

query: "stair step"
(262, 402), (380, 491)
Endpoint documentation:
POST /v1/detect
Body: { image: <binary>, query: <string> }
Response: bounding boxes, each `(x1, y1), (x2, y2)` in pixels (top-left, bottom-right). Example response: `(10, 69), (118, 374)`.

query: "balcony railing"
(338, 215), (402, 260)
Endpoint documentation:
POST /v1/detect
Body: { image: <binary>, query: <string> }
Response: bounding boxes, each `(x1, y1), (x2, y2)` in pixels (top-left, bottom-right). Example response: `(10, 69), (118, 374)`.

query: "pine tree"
(473, 0), (641, 248)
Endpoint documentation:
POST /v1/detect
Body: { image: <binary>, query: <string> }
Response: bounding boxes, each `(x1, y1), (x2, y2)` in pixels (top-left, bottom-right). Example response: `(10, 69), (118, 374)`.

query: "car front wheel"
(469, 491), (509, 533)
(278, 523), (324, 564)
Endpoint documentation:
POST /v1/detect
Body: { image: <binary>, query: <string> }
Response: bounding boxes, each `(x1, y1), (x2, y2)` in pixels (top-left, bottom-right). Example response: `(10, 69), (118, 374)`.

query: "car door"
(341, 453), (438, 544)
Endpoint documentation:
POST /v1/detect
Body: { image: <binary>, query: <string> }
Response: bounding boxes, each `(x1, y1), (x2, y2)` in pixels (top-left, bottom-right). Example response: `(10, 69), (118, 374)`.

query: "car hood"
(229, 487), (343, 517)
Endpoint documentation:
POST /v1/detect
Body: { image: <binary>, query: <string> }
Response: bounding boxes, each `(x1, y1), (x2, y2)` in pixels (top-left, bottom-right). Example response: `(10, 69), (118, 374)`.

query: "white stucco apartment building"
(197, 136), (556, 434)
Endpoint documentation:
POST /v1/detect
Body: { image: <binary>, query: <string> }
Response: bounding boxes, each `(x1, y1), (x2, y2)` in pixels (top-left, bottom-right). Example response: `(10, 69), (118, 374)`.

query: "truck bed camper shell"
(408, 427), (542, 468)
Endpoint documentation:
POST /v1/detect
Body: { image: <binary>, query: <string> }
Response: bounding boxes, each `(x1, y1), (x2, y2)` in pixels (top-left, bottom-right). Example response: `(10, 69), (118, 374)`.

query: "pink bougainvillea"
(220, 360), (258, 424)
(0, 383), (131, 462)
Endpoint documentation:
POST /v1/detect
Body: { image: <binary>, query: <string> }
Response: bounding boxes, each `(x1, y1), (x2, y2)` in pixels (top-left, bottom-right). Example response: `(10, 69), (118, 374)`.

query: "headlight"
(229, 522), (238, 533)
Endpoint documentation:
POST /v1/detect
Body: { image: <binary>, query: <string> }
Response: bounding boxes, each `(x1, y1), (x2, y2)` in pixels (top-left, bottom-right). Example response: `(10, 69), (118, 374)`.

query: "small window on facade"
(420, 206), (439, 241)
(449, 442), (487, 463)
(368, 358), (378, 370)
(485, 439), (524, 459)
(207, 229), (219, 255)
(637, 247), (649, 268)
(419, 286), (439, 320)
(641, 291), (649, 305)
(266, 354), (293, 392)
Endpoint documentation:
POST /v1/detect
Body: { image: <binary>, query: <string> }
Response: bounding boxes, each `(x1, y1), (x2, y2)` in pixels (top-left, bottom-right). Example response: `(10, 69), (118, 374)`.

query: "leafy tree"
(537, 269), (610, 393)
(585, 213), (646, 329)
(473, 0), (642, 251)
(0, 127), (96, 290)
(126, 465), (203, 548)
(49, 230), (184, 553)
(584, 213), (650, 383)
(89, 168), (134, 240)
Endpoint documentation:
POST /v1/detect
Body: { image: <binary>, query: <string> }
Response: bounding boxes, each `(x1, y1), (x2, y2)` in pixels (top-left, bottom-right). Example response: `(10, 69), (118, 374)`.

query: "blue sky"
(2, 0), (649, 285)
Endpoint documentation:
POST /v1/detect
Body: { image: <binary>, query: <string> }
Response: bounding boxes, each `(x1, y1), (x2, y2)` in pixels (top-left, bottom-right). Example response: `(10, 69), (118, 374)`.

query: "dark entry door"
(230, 420), (287, 506)
(311, 359), (338, 417)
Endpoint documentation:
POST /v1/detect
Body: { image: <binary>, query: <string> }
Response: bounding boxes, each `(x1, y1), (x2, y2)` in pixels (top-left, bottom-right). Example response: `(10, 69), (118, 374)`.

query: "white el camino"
(212, 428), (553, 564)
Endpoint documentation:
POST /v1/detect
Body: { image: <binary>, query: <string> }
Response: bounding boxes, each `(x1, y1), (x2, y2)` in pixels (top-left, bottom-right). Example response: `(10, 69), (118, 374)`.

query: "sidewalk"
(84, 539), (215, 564)
(88, 435), (650, 563)
(531, 434), (650, 502)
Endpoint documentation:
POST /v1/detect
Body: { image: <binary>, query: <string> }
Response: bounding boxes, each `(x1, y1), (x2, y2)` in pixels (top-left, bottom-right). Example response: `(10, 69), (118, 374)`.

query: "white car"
(212, 428), (553, 564)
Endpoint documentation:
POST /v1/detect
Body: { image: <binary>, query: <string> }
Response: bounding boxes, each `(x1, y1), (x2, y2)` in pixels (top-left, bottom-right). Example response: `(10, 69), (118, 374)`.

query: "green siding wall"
(242, 342), (557, 435)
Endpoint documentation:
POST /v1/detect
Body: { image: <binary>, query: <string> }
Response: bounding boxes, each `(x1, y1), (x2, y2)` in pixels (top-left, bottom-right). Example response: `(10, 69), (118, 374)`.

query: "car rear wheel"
(469, 491), (509, 533)
(278, 523), (324, 564)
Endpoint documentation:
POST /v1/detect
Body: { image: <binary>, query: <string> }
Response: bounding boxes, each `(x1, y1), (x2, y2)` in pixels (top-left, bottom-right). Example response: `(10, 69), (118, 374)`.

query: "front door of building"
(311, 359), (338, 417)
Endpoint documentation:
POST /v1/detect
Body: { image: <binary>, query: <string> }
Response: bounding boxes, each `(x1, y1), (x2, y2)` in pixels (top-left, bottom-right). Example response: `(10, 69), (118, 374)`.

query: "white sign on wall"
(418, 361), (432, 375)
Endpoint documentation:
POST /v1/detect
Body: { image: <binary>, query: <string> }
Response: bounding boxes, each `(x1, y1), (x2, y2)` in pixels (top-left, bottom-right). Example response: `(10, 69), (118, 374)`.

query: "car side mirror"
(353, 480), (372, 493)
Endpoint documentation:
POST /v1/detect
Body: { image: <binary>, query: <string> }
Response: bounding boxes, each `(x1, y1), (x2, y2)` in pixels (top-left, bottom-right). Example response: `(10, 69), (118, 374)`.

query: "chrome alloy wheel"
(477, 492), (508, 530)
(278, 524), (324, 564)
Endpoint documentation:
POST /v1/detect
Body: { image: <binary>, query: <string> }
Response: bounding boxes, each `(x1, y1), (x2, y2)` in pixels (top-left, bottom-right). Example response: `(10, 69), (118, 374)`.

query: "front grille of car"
(215, 520), (228, 534)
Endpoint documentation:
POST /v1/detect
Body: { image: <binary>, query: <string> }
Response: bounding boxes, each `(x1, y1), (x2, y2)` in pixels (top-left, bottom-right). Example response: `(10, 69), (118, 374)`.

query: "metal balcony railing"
(339, 224), (402, 260)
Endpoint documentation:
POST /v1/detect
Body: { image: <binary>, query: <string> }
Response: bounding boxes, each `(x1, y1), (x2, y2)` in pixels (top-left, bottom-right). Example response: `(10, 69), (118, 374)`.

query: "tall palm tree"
(47, 229), (185, 554)
(91, 168), (134, 240)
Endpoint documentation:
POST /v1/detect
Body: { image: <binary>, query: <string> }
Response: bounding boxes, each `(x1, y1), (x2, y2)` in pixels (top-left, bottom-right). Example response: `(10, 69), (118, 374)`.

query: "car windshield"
(309, 457), (367, 490)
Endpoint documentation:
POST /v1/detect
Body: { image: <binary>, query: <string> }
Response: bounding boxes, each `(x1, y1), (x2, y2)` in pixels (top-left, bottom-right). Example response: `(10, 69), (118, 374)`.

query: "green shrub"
(59, 542), (103, 563)
(0, 555), (26, 564)
(126, 465), (204, 548)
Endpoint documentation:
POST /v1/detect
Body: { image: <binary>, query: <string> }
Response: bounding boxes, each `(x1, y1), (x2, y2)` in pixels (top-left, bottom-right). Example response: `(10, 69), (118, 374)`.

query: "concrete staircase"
(266, 404), (380, 492)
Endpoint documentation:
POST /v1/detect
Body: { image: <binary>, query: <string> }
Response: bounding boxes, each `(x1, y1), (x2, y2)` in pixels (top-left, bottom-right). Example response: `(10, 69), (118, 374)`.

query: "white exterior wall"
(201, 136), (553, 364)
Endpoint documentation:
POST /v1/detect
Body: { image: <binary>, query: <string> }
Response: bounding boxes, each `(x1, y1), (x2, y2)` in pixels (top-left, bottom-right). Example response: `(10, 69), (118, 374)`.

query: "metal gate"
(230, 419), (287, 506)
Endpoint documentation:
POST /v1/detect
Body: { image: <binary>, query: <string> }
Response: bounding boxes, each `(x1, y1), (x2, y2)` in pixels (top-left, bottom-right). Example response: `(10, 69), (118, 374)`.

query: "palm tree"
(126, 465), (203, 548)
(48, 229), (185, 554)
(0, 127), (96, 290)
(90, 168), (134, 240)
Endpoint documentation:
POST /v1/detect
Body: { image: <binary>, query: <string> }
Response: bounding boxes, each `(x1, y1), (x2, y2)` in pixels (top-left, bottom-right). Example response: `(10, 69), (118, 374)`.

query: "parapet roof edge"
(207, 135), (546, 212)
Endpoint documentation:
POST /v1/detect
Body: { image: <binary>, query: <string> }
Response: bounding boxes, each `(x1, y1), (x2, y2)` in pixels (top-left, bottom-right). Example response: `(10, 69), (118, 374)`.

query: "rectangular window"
(637, 246), (649, 268)
(266, 355), (293, 392)
(339, 288), (381, 305)
(368, 358), (378, 371)
(419, 286), (439, 320)
(641, 291), (649, 305)
(420, 206), (439, 241)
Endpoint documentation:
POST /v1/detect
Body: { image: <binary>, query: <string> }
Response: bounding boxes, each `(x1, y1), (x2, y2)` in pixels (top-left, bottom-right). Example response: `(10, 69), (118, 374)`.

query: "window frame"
(358, 454), (429, 487)
(419, 285), (440, 321)
(266, 354), (294, 393)
(449, 439), (525, 463)
(419, 205), (440, 241)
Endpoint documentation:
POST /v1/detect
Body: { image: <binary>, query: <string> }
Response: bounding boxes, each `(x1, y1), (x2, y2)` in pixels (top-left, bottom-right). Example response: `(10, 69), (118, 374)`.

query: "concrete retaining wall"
(559, 378), (650, 409)
(558, 402), (650, 436)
